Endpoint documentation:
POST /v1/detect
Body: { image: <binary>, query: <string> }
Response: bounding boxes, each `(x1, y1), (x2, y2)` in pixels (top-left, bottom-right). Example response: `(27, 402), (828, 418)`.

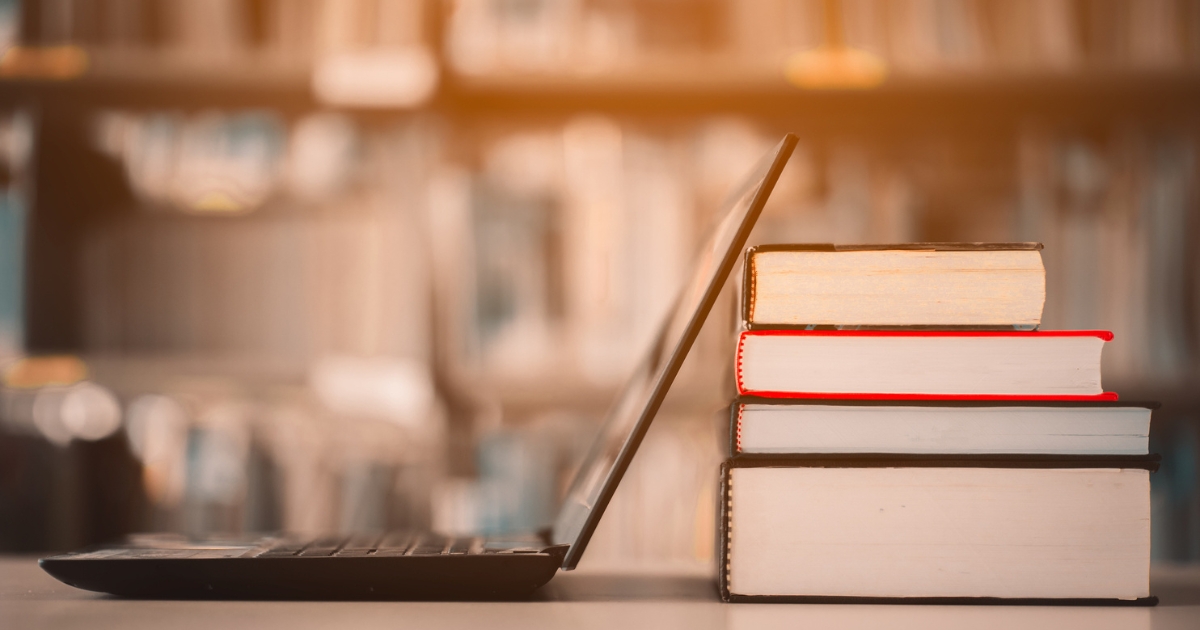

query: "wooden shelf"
(439, 365), (729, 418)
(0, 50), (1197, 126)
(0, 49), (315, 113)
(437, 68), (1200, 133)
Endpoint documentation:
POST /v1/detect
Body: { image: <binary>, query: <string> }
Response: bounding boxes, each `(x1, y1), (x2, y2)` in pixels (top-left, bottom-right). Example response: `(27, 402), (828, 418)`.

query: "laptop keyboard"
(57, 532), (549, 560)
(253, 532), (481, 558)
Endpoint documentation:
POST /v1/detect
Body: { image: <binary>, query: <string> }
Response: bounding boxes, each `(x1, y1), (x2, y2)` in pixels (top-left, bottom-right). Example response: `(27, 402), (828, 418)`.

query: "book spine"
(748, 242), (1045, 253)
(740, 246), (756, 327)
(725, 454), (1162, 471)
(730, 395), (1158, 409)
(718, 461), (733, 603)
(735, 332), (746, 395)
(726, 402), (741, 457)
(736, 391), (1121, 402)
(740, 329), (1115, 340)
(744, 324), (1046, 332)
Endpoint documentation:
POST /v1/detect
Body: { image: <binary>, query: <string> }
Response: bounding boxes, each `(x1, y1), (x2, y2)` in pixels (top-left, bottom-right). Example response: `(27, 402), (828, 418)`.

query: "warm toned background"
(0, 0), (1197, 569)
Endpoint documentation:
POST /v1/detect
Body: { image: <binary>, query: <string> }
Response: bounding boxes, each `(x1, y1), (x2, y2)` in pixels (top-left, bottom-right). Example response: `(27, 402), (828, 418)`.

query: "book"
(719, 457), (1159, 603)
(741, 243), (1045, 329)
(731, 398), (1155, 456)
(735, 330), (1116, 400)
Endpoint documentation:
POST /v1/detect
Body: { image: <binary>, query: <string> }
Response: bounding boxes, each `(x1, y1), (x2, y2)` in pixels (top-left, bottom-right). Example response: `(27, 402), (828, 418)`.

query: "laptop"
(39, 134), (798, 599)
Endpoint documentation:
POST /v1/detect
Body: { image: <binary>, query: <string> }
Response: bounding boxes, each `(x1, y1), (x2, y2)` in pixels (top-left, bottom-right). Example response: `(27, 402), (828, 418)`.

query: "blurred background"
(0, 0), (1198, 569)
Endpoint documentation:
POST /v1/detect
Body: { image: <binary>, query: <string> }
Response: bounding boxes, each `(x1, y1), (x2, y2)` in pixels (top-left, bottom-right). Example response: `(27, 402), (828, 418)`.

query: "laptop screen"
(553, 134), (797, 569)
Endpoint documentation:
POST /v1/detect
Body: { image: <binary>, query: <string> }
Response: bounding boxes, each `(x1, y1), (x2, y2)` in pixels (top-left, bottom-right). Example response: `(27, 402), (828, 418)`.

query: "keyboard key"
(298, 536), (347, 557)
(334, 549), (376, 557)
(257, 542), (306, 558)
(256, 550), (302, 558)
(373, 532), (417, 557)
(448, 537), (476, 554)
(405, 534), (448, 556)
(250, 531), (498, 558)
(336, 533), (383, 556)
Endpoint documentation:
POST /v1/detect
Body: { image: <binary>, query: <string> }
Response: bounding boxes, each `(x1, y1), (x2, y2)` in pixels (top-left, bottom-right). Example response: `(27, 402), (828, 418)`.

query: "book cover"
(724, 398), (1156, 456)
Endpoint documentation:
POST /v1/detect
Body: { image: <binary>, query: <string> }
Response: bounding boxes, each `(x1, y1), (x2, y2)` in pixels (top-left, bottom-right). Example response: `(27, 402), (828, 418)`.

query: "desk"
(3, 556), (1199, 629)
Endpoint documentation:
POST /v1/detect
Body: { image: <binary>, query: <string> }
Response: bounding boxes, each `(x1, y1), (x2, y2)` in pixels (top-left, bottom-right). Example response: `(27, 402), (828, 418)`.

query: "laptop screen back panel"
(553, 135), (797, 569)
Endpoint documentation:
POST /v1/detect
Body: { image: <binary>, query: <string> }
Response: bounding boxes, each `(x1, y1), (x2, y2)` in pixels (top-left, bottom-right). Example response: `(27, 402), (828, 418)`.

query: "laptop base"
(40, 534), (567, 600)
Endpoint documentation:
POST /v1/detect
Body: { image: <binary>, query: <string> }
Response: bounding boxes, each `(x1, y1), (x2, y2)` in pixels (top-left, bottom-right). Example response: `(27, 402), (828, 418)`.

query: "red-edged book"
(735, 329), (1117, 401)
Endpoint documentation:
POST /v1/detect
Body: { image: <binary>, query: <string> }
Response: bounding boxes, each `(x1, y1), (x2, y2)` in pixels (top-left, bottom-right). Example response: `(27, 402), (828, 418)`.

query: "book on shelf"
(734, 329), (1116, 401)
(718, 457), (1159, 603)
(729, 398), (1156, 457)
(741, 243), (1046, 330)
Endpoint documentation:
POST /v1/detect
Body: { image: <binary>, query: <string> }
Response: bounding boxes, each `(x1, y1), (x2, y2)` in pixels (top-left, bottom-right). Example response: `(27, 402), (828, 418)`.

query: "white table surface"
(4, 556), (1199, 630)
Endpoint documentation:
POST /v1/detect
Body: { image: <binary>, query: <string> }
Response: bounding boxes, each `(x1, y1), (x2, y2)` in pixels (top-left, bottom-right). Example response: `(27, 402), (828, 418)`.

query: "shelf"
(440, 365), (730, 418)
(81, 353), (307, 394)
(438, 68), (1200, 133)
(0, 48), (315, 112)
(0, 48), (1197, 127)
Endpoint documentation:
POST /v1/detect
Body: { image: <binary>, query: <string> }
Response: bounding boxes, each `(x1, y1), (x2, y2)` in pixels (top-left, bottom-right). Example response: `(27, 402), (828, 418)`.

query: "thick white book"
(719, 460), (1157, 603)
(732, 400), (1154, 456)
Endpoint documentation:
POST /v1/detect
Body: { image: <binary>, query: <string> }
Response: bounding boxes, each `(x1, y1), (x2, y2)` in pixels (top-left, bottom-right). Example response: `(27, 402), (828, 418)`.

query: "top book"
(742, 243), (1046, 329)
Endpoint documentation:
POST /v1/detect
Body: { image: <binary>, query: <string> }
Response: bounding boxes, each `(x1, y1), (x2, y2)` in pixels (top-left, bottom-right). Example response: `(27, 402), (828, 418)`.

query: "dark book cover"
(727, 397), (1161, 457)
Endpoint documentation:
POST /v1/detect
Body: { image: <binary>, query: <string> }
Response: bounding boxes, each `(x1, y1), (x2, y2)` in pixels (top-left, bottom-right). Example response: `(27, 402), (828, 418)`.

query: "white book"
(720, 464), (1155, 602)
(732, 401), (1153, 456)
(735, 330), (1114, 400)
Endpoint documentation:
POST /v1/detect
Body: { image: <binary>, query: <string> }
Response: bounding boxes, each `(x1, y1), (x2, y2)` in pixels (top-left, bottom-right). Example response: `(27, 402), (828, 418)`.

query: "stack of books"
(719, 243), (1159, 604)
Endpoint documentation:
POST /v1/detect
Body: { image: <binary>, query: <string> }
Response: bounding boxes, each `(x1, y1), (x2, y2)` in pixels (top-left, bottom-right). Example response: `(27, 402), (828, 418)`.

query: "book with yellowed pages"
(723, 240), (1157, 605)
(734, 329), (1116, 401)
(741, 243), (1046, 329)
(718, 457), (1159, 604)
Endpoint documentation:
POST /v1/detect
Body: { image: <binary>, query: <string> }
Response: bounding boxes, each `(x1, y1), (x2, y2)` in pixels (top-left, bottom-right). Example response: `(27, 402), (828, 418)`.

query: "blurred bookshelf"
(0, 0), (1198, 567)
(0, 0), (1197, 119)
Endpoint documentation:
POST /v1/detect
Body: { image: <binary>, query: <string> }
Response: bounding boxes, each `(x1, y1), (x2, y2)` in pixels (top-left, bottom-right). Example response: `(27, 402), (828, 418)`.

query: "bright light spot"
(310, 356), (434, 426)
(784, 47), (887, 90)
(284, 113), (358, 202)
(312, 48), (439, 108)
(32, 387), (71, 447)
(60, 382), (122, 441)
(0, 45), (88, 80)
(187, 190), (247, 214)
(4, 355), (87, 389)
